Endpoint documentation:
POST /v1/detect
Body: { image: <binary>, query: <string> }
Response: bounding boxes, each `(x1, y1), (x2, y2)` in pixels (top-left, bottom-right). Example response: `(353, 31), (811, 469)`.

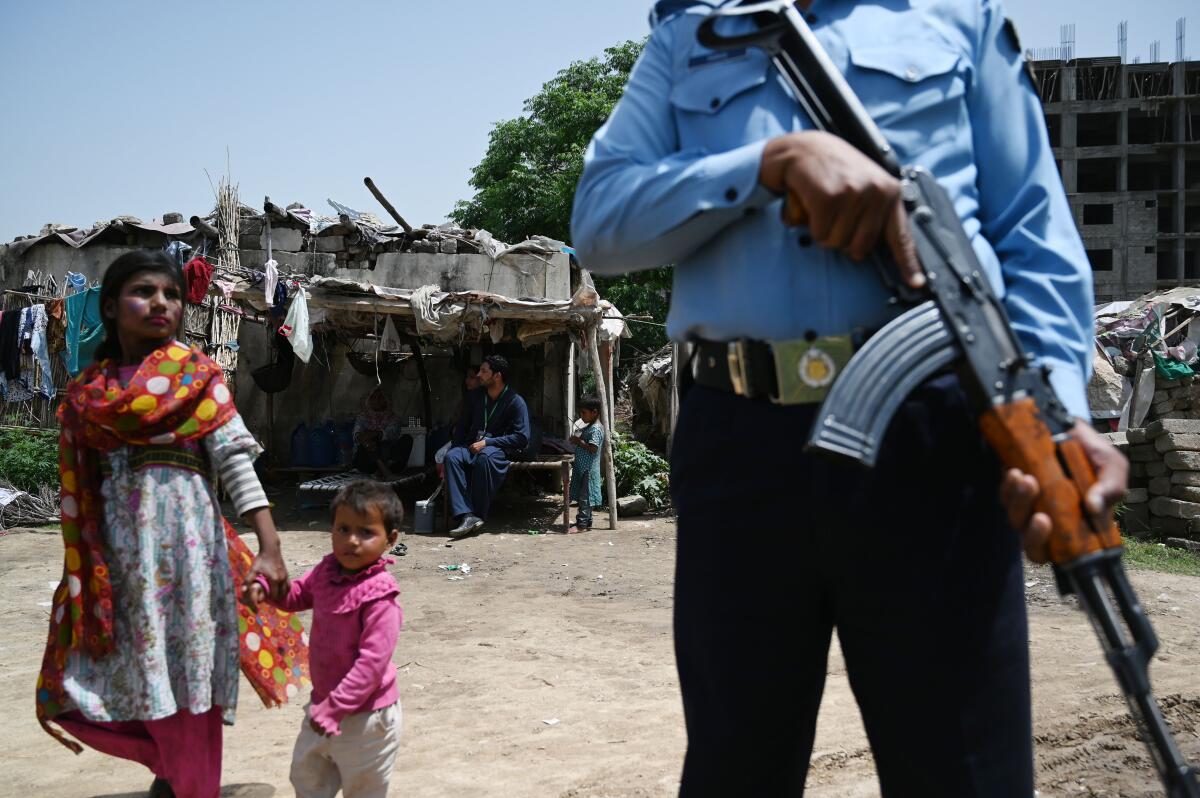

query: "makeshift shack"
(0, 192), (629, 529)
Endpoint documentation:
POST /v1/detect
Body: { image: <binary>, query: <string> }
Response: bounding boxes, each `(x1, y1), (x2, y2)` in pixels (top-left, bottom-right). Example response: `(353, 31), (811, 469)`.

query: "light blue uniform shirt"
(571, 0), (1095, 419)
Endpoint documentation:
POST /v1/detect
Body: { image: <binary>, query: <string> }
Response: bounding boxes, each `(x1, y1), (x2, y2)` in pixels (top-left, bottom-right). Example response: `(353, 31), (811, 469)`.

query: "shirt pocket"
(669, 56), (770, 151)
(844, 41), (967, 158)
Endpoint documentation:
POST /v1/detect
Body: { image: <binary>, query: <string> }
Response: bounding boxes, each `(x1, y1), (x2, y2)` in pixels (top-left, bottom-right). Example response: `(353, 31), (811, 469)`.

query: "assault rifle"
(697, 3), (1200, 795)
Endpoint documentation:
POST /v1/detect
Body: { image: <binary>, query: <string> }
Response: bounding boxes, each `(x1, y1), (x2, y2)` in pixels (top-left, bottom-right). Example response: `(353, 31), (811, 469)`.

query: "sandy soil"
(2, 493), (1199, 797)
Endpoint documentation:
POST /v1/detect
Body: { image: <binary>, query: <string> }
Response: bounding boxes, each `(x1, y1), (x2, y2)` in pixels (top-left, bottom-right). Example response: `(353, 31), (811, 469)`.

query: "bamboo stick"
(589, 325), (618, 530)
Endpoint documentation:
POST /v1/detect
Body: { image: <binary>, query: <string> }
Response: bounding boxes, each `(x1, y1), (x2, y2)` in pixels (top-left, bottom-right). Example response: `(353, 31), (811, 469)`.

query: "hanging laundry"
(0, 310), (22, 379)
(263, 259), (279, 306)
(64, 286), (104, 375)
(165, 240), (193, 266)
(213, 279), (237, 301)
(279, 288), (313, 363)
(184, 256), (214, 304)
(65, 271), (87, 296)
(0, 372), (34, 403)
(45, 298), (67, 354)
(18, 305), (34, 353)
(270, 281), (289, 321)
(26, 304), (54, 398)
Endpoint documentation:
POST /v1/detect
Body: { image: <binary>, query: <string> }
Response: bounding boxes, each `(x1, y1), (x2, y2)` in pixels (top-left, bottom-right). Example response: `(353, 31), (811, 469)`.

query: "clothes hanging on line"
(46, 298), (67, 355)
(184, 257), (214, 304)
(0, 310), (23, 379)
(263, 259), (279, 307)
(64, 287), (104, 375)
(280, 288), (313, 363)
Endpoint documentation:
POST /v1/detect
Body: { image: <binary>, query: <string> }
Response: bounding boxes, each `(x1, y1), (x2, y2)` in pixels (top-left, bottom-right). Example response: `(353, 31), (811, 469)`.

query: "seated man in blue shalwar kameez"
(445, 354), (530, 538)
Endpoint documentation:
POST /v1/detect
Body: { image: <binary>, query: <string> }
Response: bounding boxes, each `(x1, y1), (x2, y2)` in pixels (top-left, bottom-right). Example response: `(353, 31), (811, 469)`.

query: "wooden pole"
(589, 325), (618, 530)
(565, 337), (576, 438)
(405, 333), (434, 433)
(602, 340), (616, 432)
(363, 177), (414, 234)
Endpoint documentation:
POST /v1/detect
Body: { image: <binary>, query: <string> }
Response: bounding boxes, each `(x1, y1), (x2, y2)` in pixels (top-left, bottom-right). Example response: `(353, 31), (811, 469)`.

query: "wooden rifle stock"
(979, 398), (1123, 564)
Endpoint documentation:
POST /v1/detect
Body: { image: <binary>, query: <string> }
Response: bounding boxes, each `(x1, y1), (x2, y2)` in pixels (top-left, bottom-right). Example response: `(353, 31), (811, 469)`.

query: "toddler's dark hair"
(331, 481), (404, 533)
(579, 396), (602, 414)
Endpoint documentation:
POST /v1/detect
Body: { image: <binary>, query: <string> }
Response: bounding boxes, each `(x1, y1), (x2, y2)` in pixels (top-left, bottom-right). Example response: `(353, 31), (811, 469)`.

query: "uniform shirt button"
(798, 233), (813, 247)
(710, 97), (721, 109)
(725, 188), (738, 202)
(904, 67), (918, 81)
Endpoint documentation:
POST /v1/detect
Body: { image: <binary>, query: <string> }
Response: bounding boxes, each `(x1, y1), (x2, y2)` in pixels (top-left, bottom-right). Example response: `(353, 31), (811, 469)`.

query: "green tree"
(451, 39), (670, 361)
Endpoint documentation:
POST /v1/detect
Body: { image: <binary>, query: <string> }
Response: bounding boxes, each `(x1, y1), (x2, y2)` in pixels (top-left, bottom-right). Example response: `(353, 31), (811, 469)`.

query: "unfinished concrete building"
(1032, 56), (1200, 302)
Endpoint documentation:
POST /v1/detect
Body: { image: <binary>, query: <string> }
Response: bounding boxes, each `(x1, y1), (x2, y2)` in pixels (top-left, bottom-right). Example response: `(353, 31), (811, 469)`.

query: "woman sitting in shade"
(353, 387), (413, 479)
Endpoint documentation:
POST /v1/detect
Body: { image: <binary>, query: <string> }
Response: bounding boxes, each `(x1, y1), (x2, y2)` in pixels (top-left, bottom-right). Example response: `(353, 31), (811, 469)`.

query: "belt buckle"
(770, 335), (853, 405)
(726, 341), (753, 398)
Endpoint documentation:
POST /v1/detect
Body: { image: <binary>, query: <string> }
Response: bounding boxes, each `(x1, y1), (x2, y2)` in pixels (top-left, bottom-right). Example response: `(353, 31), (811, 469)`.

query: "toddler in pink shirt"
(250, 480), (403, 798)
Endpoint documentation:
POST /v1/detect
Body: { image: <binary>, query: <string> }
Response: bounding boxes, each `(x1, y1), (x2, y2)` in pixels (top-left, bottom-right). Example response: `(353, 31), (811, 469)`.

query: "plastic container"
(414, 498), (435, 534)
(307, 422), (336, 467)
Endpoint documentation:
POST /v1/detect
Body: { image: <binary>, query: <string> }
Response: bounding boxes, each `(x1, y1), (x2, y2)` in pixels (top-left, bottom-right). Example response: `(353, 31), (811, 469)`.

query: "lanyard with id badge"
(479, 386), (508, 442)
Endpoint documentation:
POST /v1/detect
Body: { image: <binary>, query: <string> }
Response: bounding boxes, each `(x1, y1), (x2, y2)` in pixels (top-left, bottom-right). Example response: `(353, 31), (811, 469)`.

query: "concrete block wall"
(1113, 373), (1200, 544)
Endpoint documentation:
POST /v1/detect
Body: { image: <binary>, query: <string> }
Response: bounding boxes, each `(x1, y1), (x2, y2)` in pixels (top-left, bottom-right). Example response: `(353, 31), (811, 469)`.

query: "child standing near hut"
(249, 480), (404, 798)
(35, 250), (307, 798)
(568, 396), (605, 533)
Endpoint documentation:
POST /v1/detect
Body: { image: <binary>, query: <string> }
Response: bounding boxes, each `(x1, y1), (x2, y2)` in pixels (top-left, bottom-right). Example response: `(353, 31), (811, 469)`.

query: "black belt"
(693, 339), (779, 399)
(691, 330), (873, 404)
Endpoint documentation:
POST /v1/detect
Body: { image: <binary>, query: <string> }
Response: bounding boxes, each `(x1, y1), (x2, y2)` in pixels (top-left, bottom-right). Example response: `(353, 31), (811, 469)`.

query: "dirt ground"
(2, 491), (1199, 798)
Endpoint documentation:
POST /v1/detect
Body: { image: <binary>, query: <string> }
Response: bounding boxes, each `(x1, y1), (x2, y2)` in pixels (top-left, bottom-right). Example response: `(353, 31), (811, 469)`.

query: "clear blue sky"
(0, 1), (1192, 244)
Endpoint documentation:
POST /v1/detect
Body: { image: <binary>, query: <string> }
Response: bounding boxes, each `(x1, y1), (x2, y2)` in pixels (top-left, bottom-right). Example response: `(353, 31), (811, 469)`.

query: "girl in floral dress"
(35, 250), (308, 798)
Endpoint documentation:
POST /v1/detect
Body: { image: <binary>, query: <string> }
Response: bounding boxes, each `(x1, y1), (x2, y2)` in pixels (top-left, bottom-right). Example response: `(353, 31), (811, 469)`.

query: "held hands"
(759, 131), (924, 289)
(243, 580), (267, 612)
(1000, 421), (1129, 563)
(241, 508), (288, 612)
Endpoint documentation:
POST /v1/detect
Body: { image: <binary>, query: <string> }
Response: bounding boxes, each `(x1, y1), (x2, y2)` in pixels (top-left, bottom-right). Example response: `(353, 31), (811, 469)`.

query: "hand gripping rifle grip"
(979, 397), (1123, 565)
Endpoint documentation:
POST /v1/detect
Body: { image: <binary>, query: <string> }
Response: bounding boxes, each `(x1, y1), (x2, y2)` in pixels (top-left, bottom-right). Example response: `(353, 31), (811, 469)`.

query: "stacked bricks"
(1146, 372), (1200, 423)
(1133, 418), (1200, 544)
(1118, 429), (1151, 534)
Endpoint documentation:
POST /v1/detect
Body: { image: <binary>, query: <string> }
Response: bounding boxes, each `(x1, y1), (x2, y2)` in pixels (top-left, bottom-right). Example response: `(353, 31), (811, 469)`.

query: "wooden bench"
(442, 454), (575, 533)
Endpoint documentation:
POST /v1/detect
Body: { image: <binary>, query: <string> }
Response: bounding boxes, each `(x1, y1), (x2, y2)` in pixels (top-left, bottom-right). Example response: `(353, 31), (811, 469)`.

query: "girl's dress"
(36, 343), (308, 798)
(569, 422), (604, 509)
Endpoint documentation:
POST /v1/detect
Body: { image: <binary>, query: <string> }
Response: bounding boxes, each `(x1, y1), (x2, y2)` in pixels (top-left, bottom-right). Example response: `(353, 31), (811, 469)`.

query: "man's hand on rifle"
(999, 421), (1129, 563)
(759, 131), (924, 289)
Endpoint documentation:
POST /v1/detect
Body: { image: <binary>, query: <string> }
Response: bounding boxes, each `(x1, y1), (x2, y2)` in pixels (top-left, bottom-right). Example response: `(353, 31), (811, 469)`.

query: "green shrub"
(610, 431), (670, 509)
(0, 428), (59, 493)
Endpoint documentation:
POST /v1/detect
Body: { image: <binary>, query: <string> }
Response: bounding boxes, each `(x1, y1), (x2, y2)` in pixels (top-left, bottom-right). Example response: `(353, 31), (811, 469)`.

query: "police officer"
(571, 1), (1128, 795)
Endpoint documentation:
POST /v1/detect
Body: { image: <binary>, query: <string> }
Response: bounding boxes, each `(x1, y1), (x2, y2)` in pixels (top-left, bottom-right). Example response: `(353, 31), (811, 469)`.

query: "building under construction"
(1031, 53), (1200, 302)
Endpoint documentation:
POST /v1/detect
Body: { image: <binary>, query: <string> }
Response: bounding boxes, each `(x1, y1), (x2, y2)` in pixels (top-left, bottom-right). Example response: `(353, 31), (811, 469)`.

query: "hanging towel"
(184, 257), (214, 304)
(279, 288), (312, 363)
(64, 287), (104, 375)
(263, 259), (279, 307)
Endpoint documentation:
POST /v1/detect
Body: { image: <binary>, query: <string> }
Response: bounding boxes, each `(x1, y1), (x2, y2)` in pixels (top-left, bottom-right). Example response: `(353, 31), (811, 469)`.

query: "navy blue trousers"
(671, 375), (1032, 797)
(445, 445), (510, 521)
